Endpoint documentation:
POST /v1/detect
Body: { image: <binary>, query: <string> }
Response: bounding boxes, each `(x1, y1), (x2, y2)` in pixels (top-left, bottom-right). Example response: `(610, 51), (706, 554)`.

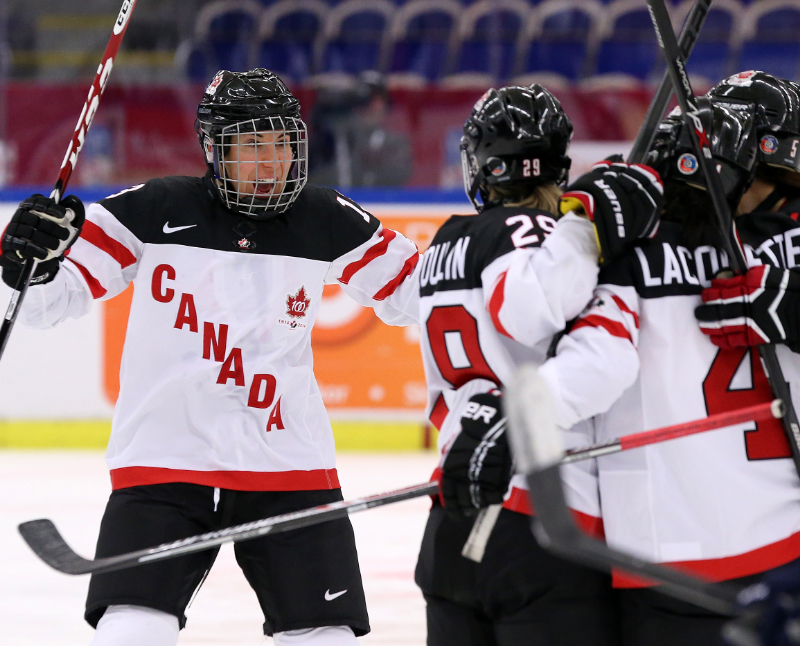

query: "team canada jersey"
(540, 214), (800, 585)
(417, 204), (602, 526)
(18, 175), (420, 491)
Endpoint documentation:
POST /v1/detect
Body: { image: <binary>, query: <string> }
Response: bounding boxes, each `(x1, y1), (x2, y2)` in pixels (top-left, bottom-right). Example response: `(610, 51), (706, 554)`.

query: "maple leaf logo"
(286, 286), (310, 319)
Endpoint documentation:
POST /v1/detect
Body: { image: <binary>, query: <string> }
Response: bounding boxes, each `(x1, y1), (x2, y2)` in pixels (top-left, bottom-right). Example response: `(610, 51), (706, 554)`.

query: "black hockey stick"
(18, 481), (439, 575)
(19, 401), (781, 576)
(505, 365), (739, 616)
(645, 0), (800, 482)
(0, 0), (138, 363)
(627, 0), (713, 164)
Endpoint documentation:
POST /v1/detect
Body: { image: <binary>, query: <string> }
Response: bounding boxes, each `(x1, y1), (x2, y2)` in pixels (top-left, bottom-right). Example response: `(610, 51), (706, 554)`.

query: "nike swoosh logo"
(163, 223), (197, 234)
(324, 589), (347, 601)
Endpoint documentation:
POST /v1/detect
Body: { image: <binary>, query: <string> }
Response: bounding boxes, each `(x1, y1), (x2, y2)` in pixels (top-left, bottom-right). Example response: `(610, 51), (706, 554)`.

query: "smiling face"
(221, 130), (295, 200)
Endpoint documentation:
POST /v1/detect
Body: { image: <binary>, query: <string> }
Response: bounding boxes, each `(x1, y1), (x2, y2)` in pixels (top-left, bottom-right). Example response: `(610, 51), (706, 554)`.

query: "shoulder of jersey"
(737, 209), (800, 249)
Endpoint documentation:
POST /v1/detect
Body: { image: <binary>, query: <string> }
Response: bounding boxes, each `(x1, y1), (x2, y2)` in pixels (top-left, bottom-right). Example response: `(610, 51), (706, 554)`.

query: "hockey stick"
(18, 402), (780, 576)
(466, 1), (715, 562)
(645, 0), (800, 484)
(506, 364), (739, 616)
(627, 0), (713, 163)
(462, 397), (782, 561)
(0, 0), (138, 363)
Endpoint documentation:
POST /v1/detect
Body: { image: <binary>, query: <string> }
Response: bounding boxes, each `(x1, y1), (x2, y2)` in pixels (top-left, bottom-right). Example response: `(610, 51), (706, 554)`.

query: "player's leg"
(274, 626), (357, 645)
(617, 587), (728, 646)
(231, 489), (370, 638)
(479, 510), (621, 646)
(415, 502), (497, 646)
(88, 605), (179, 646)
(85, 483), (224, 632)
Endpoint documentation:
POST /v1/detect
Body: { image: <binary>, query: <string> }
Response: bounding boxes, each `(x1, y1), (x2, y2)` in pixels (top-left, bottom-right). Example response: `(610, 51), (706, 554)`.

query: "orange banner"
(102, 206), (458, 416)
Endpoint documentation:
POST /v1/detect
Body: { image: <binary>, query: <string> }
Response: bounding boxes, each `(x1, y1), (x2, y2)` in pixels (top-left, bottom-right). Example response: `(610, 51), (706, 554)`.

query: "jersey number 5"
(702, 347), (791, 460)
(426, 305), (499, 388)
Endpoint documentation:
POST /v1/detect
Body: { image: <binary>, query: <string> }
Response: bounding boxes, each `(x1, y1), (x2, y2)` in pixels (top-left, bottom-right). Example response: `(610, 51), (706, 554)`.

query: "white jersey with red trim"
(539, 213), (800, 584)
(417, 204), (602, 527)
(19, 175), (420, 491)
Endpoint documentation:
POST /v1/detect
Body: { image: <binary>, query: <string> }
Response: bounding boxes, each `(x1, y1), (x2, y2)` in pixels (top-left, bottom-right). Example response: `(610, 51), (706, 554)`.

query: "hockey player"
(0, 69), (421, 645)
(535, 97), (800, 646)
(414, 84), (665, 645)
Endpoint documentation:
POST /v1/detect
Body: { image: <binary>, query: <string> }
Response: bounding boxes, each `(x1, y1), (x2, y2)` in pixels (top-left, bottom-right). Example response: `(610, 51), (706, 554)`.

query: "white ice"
(0, 451), (438, 646)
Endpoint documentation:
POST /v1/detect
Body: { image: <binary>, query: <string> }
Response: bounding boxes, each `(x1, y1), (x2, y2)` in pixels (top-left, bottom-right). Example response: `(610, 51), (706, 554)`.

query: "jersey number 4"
(703, 347), (791, 460)
(426, 305), (499, 388)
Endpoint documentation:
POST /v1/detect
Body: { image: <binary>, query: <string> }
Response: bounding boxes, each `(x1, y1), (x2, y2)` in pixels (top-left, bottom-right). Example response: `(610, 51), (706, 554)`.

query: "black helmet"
(709, 71), (800, 175)
(647, 97), (758, 207)
(460, 84), (573, 212)
(195, 68), (308, 218)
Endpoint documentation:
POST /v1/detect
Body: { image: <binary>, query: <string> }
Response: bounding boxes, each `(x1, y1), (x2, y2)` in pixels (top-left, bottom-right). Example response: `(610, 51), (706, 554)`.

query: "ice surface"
(0, 451), (438, 646)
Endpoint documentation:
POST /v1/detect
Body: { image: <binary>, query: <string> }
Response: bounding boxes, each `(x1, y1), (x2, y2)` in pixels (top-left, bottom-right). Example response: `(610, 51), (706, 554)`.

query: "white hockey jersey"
(417, 204), (603, 532)
(18, 175), (420, 492)
(540, 213), (800, 584)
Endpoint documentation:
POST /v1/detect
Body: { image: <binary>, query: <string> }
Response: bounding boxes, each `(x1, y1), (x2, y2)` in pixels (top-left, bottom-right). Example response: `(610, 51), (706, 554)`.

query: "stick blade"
(18, 519), (95, 575)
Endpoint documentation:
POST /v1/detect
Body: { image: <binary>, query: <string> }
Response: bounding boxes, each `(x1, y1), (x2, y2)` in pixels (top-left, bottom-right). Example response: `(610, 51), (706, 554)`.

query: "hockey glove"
(695, 265), (800, 352)
(0, 194), (85, 288)
(560, 162), (663, 265)
(722, 559), (800, 646)
(440, 391), (512, 520)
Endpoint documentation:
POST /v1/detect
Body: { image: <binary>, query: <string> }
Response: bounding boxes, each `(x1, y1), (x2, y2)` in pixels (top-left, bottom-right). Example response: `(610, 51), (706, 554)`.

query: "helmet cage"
(203, 115), (308, 218)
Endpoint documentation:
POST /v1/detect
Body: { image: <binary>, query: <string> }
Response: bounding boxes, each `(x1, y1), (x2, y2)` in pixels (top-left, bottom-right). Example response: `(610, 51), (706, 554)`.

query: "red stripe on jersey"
(612, 525), (800, 587)
(611, 294), (639, 328)
(110, 466), (340, 491)
(373, 251), (420, 301)
(65, 257), (107, 299)
(429, 394), (449, 430)
(572, 315), (632, 342)
(81, 220), (137, 269)
(503, 486), (605, 539)
(487, 271), (513, 338)
(338, 229), (397, 285)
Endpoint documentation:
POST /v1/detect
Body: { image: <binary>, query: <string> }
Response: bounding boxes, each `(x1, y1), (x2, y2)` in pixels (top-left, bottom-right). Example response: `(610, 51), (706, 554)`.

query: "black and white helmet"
(709, 70), (800, 175)
(647, 97), (759, 207)
(195, 68), (308, 219)
(460, 84), (573, 211)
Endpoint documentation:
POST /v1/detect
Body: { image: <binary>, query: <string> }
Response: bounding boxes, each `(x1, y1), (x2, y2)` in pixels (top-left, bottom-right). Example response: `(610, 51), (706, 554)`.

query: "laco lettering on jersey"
(150, 264), (285, 432)
(419, 237), (470, 289)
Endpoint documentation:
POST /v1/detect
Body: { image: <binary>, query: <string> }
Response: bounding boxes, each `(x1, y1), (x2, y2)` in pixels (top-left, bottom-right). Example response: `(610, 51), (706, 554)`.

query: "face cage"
(207, 116), (308, 217)
(461, 148), (484, 210)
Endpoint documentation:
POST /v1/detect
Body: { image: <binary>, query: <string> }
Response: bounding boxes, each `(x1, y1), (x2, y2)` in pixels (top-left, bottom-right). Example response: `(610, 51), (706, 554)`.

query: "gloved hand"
(560, 161), (664, 265)
(723, 560), (800, 646)
(0, 194), (85, 288)
(440, 390), (512, 519)
(695, 265), (800, 352)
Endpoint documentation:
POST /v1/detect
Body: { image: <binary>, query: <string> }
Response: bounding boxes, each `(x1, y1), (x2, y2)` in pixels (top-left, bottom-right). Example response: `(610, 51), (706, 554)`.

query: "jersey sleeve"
(538, 274), (641, 431)
(19, 185), (146, 329)
(482, 213), (600, 347)
(324, 192), (420, 326)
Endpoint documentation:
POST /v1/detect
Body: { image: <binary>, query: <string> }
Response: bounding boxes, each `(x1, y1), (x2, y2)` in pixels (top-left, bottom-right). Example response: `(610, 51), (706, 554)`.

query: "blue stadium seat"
(593, 0), (663, 81)
(735, 1), (800, 81)
(519, 0), (603, 81)
(384, 0), (461, 82)
(674, 0), (742, 84)
(256, 0), (327, 82)
(318, 0), (396, 74)
(186, 0), (262, 81)
(447, 0), (529, 81)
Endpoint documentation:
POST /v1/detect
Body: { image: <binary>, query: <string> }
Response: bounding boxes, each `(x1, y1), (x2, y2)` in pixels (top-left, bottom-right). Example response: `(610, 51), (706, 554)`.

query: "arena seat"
(185, 0), (262, 81)
(317, 0), (396, 75)
(383, 0), (462, 83)
(518, 0), (603, 81)
(734, 0), (800, 81)
(255, 0), (327, 82)
(445, 0), (529, 82)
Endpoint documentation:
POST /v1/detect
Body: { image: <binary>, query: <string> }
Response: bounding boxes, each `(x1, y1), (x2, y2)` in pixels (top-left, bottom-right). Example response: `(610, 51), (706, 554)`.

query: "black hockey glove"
(440, 391), (512, 520)
(0, 194), (85, 288)
(695, 265), (800, 353)
(560, 161), (664, 265)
